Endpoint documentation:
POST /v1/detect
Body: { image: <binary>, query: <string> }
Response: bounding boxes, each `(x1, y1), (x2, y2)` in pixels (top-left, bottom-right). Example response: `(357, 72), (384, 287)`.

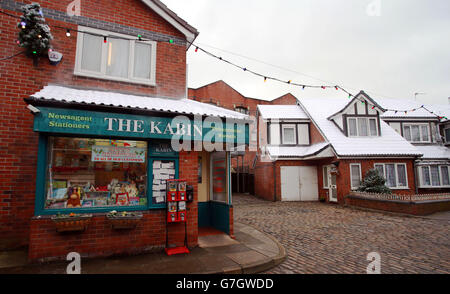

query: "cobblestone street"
(233, 194), (450, 274)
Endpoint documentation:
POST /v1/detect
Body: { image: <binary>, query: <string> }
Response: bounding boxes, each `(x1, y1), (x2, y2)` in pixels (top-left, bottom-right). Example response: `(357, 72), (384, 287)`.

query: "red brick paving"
(233, 194), (450, 274)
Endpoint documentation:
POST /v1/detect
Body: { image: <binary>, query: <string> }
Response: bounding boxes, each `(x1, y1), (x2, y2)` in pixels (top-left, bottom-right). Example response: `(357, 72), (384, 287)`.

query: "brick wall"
(335, 159), (416, 204)
(189, 81), (298, 174)
(345, 196), (450, 216)
(254, 156), (417, 204)
(0, 0), (189, 250)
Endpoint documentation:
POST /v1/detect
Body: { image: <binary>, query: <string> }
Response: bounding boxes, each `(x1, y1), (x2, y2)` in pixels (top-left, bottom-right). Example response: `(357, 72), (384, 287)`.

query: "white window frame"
(74, 26), (157, 86)
(347, 117), (378, 137)
(444, 127), (450, 145)
(350, 163), (362, 190)
(402, 123), (431, 143)
(281, 124), (297, 145)
(323, 166), (329, 188)
(419, 165), (450, 188)
(373, 163), (408, 189)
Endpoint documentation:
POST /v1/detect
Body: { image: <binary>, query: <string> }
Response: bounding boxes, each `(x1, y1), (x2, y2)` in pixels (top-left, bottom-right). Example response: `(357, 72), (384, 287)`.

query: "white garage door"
(281, 166), (318, 201)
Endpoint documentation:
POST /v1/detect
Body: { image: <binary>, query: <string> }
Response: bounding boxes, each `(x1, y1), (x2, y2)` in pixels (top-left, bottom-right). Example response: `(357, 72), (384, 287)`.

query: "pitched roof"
(328, 91), (385, 120)
(27, 85), (249, 120)
(375, 97), (438, 119)
(140, 0), (199, 44)
(415, 145), (450, 160)
(257, 105), (309, 120)
(297, 97), (422, 157)
(265, 142), (331, 159)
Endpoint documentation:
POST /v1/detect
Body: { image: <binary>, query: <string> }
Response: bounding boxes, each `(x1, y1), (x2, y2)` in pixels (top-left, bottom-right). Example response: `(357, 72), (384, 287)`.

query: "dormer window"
(282, 124), (297, 145)
(403, 123), (430, 143)
(347, 117), (378, 137)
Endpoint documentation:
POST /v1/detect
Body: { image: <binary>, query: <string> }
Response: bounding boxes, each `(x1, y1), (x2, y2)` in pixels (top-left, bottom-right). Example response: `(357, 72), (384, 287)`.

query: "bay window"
(75, 26), (156, 85)
(373, 163), (408, 189)
(403, 124), (430, 143)
(347, 117), (378, 137)
(419, 165), (450, 187)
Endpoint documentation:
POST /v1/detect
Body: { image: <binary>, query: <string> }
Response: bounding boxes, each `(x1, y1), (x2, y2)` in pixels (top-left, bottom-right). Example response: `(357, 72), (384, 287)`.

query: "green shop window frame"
(34, 134), (179, 216)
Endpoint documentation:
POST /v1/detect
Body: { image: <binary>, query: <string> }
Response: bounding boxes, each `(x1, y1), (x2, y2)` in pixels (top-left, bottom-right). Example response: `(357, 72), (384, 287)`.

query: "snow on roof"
(29, 85), (249, 120)
(375, 98), (438, 119)
(257, 105), (309, 120)
(415, 145), (450, 160)
(266, 142), (330, 158)
(424, 104), (450, 121)
(298, 97), (422, 157)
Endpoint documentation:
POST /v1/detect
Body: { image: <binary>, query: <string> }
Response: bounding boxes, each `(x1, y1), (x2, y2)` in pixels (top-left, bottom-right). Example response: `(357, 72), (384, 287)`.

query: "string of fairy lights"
(0, 8), (447, 120)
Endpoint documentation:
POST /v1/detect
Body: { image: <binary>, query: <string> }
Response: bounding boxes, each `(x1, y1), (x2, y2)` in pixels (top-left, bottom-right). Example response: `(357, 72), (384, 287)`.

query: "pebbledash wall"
(0, 0), (198, 260)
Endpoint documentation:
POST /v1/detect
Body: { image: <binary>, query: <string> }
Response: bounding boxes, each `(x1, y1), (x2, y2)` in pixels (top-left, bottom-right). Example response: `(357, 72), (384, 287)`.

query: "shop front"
(26, 92), (249, 262)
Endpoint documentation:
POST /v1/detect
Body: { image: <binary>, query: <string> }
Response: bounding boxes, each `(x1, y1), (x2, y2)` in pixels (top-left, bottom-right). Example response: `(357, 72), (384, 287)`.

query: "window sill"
(74, 70), (156, 87)
(389, 187), (410, 190)
(35, 205), (163, 216)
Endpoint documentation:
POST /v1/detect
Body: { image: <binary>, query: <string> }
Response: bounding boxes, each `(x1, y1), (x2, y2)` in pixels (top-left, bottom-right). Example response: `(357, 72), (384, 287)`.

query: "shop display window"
(45, 137), (148, 210)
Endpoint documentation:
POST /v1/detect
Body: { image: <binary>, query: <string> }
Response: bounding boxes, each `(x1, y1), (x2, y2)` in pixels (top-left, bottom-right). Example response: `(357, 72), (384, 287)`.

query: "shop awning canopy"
(27, 85), (250, 121)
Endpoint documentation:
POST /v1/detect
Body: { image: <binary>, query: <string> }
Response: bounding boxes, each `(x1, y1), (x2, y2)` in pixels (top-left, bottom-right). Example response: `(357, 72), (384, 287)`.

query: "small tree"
(357, 168), (392, 194)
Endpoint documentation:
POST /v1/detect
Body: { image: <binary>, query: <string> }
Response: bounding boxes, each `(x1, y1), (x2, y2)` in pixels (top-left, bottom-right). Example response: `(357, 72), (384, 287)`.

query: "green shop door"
(198, 151), (232, 234)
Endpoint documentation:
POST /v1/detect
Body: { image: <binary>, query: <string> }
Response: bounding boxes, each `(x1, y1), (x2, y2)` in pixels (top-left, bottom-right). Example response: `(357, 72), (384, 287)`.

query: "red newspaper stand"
(165, 179), (189, 256)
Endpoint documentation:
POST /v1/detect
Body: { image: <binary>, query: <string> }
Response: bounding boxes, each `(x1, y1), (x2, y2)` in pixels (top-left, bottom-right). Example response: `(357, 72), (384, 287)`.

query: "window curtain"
(385, 164), (396, 187)
(358, 118), (368, 136)
(81, 34), (102, 72)
(134, 43), (151, 79)
(351, 165), (361, 188)
(107, 38), (129, 78)
(422, 166), (431, 186)
(397, 165), (407, 187)
(430, 166), (441, 186)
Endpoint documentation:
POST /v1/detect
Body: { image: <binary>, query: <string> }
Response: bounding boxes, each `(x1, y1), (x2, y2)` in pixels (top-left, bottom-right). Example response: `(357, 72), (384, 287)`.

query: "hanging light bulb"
(66, 29), (71, 37)
(38, 34), (42, 39)
(195, 47), (198, 52)
(264, 77), (267, 82)
(137, 34), (142, 41)
(288, 80), (291, 84)
(20, 21), (26, 29)
(104, 36), (107, 43)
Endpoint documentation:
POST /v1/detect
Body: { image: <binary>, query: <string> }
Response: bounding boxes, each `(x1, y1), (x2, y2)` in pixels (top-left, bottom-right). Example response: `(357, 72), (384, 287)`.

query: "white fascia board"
(141, 0), (196, 44)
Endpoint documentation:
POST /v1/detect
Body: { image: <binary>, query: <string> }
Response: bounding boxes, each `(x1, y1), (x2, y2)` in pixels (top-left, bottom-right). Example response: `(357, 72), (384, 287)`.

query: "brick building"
(376, 98), (450, 194)
(0, 0), (249, 262)
(255, 91), (423, 203)
(188, 80), (297, 192)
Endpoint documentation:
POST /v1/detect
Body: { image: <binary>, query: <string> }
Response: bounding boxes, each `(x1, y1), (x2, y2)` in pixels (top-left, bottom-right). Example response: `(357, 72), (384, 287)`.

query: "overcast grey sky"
(162, 0), (450, 104)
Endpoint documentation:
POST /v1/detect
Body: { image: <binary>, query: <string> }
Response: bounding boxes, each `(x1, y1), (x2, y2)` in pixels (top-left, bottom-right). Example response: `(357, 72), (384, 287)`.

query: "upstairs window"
(403, 124), (430, 143)
(75, 26), (157, 86)
(444, 128), (450, 144)
(347, 117), (378, 137)
(281, 124), (296, 145)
